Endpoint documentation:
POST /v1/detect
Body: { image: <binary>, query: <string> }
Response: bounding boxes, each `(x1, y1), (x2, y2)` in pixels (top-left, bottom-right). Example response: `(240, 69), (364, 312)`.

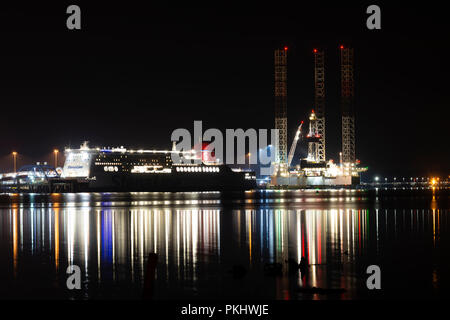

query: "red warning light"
(340, 45), (344, 49)
(312, 109), (315, 113)
(284, 46), (288, 51)
(313, 49), (317, 53)
(301, 121), (304, 124)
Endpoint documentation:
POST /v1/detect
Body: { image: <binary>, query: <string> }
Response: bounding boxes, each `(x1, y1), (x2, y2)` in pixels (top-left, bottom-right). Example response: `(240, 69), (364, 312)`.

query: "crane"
(287, 121), (303, 167)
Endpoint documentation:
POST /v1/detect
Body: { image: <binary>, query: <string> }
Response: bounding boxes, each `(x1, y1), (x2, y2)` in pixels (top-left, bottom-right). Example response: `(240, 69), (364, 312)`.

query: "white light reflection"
(3, 199), (447, 300)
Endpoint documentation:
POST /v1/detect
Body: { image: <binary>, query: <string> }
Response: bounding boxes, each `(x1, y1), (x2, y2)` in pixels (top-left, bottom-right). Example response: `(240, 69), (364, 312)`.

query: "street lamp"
(54, 149), (59, 168)
(12, 152), (17, 173)
(247, 152), (251, 170)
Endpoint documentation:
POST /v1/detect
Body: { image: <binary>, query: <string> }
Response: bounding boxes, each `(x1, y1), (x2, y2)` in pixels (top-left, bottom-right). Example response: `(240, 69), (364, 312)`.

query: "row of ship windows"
(95, 162), (164, 166)
(96, 158), (166, 163)
(176, 166), (220, 173)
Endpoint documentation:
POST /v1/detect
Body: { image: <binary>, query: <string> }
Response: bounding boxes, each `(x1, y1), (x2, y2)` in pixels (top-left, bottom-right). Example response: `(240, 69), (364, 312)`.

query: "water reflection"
(0, 191), (448, 299)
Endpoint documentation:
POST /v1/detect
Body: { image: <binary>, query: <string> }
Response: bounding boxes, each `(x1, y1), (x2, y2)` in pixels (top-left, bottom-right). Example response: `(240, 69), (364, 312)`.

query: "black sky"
(0, 2), (448, 179)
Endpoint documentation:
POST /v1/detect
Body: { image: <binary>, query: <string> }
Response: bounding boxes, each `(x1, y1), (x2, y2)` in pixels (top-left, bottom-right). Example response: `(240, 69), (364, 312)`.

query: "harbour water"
(0, 189), (448, 300)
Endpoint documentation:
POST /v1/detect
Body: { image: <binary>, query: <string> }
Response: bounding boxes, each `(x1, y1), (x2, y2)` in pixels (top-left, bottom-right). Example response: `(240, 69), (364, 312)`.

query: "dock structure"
(0, 164), (85, 193)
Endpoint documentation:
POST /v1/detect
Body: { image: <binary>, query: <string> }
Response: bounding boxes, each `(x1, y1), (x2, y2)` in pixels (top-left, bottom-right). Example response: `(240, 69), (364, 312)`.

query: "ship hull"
(84, 171), (256, 192)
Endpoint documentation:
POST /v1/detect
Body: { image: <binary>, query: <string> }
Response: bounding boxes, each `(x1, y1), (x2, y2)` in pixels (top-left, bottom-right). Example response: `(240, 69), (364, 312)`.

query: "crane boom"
(287, 122), (303, 167)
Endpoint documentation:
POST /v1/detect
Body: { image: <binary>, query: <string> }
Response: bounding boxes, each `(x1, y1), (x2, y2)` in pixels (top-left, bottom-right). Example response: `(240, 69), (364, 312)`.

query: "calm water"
(0, 189), (448, 300)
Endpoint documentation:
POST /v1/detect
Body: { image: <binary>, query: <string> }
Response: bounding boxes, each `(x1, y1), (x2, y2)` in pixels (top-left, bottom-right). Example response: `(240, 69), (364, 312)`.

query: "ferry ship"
(61, 142), (256, 192)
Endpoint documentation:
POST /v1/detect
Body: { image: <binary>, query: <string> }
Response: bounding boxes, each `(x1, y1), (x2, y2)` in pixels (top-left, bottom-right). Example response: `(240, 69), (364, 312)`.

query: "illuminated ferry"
(61, 142), (256, 192)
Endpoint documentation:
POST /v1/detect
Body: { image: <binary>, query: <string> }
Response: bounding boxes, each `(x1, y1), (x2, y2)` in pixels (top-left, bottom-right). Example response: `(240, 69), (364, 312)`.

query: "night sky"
(0, 2), (448, 179)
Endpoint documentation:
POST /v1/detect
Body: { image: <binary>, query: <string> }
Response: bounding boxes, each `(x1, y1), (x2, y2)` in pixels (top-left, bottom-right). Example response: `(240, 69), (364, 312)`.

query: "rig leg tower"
(340, 46), (355, 163)
(306, 110), (321, 162)
(274, 47), (288, 173)
(313, 49), (326, 162)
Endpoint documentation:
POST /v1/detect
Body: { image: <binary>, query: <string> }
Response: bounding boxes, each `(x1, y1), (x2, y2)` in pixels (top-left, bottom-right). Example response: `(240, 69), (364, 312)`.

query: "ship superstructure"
(62, 142), (256, 192)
